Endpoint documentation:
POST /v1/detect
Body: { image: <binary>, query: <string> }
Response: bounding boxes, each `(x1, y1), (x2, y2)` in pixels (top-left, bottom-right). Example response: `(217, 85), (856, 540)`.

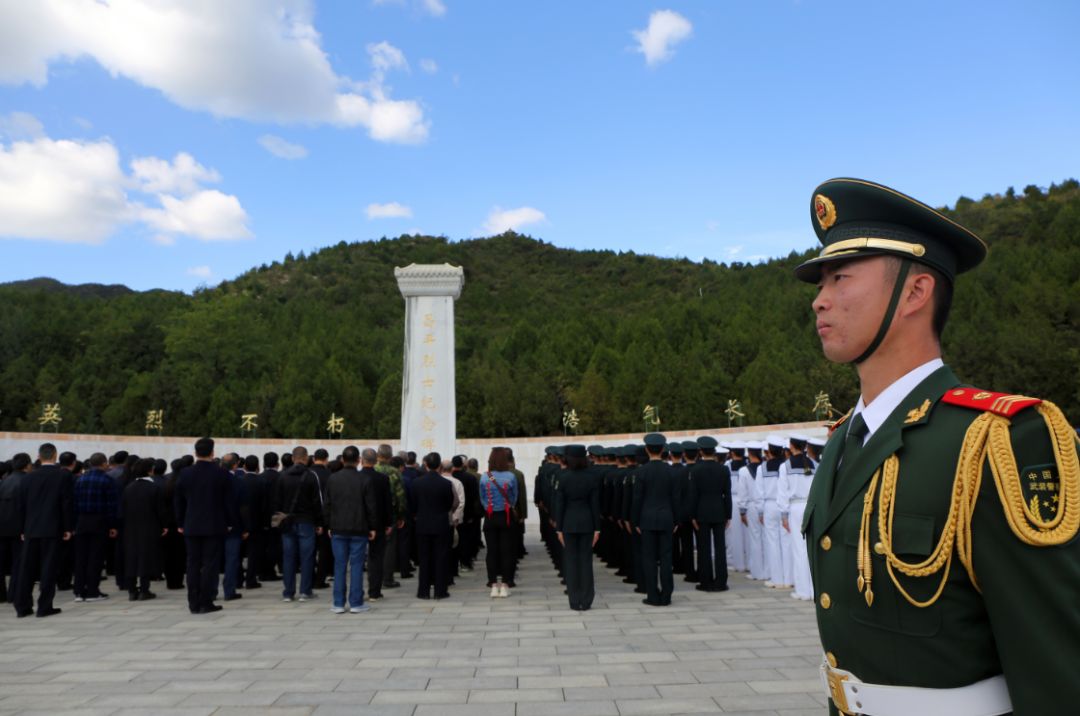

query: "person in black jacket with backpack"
(324, 446), (378, 613)
(271, 446), (323, 602)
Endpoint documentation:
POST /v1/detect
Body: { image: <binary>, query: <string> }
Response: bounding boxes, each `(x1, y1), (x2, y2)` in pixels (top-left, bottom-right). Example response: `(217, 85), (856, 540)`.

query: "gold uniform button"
(874, 541), (885, 555)
(826, 652), (838, 668)
(820, 593), (831, 609)
(820, 535), (832, 551)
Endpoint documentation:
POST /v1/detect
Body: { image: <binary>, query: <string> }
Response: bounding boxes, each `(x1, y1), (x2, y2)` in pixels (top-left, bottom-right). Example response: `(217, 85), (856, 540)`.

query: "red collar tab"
(941, 388), (1041, 418)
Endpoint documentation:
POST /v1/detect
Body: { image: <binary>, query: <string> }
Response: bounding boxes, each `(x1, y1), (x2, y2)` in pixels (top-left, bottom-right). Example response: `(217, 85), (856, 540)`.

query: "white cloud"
(483, 206), (546, 234)
(0, 111), (45, 140)
(131, 152), (220, 195)
(0, 136), (132, 244)
(151, 233), (175, 246)
(0, 117), (250, 244)
(422, 0), (447, 17)
(368, 41), (409, 75)
(419, 58), (439, 74)
(0, 2), (429, 144)
(366, 202), (413, 219)
(187, 265), (213, 279)
(141, 190), (252, 241)
(633, 10), (693, 66)
(258, 134), (308, 159)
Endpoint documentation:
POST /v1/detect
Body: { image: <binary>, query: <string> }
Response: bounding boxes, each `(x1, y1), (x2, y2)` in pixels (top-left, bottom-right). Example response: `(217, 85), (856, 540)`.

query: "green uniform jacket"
(554, 467), (601, 534)
(375, 463), (406, 522)
(632, 460), (679, 531)
(804, 365), (1080, 715)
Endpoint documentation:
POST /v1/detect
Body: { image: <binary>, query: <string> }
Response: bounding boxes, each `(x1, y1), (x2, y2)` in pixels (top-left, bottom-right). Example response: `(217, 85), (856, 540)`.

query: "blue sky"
(1, 1), (1078, 291)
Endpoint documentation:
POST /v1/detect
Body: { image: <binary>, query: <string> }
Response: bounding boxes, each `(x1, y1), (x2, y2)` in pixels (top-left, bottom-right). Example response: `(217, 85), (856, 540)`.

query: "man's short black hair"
(153, 459), (167, 475)
(263, 451), (279, 468)
(222, 453), (239, 470)
(111, 450), (129, 465)
(38, 443), (57, 461)
(58, 451), (76, 467)
(282, 453), (294, 468)
(12, 453), (32, 471)
(313, 448), (329, 461)
(170, 457), (184, 472)
(194, 437), (214, 458)
(423, 452), (441, 470)
(452, 454), (465, 469)
(406, 451), (417, 465)
(180, 454), (195, 468)
(244, 455), (259, 472)
(342, 446), (360, 464)
(89, 452), (108, 468)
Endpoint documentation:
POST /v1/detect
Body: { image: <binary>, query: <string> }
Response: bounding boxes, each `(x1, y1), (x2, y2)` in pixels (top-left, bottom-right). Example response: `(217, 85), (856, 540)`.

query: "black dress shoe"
(129, 591), (140, 601)
(695, 583), (711, 592)
(245, 582), (262, 589)
(139, 592), (157, 601)
(416, 593), (430, 600)
(313, 582), (330, 590)
(713, 585), (730, 592)
(37, 607), (62, 618)
(384, 581), (401, 589)
(224, 593), (243, 601)
(16, 609), (33, 618)
(641, 598), (660, 606)
(197, 604), (223, 614)
(633, 587), (646, 594)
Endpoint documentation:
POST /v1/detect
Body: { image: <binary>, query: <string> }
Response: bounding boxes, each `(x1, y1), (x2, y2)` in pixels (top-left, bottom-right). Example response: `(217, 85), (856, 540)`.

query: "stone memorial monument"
(394, 263), (465, 457)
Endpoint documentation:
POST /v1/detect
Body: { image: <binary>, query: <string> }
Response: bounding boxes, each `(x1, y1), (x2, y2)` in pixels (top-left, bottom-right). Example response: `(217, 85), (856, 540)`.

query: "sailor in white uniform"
(777, 433), (817, 600)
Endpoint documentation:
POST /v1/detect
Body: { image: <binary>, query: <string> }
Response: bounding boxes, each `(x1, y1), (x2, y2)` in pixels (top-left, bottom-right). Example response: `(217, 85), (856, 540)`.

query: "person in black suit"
(14, 443), (74, 618)
(241, 455), (267, 589)
(366, 455), (392, 601)
(175, 438), (236, 614)
(122, 458), (169, 601)
(632, 433), (680, 607)
(410, 452), (454, 600)
(555, 445), (601, 611)
(259, 452), (282, 581)
(0, 454), (32, 604)
(690, 436), (732, 592)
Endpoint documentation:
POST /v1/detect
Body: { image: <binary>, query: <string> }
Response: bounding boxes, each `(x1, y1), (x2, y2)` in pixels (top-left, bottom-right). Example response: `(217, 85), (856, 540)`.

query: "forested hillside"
(2, 180), (1078, 438)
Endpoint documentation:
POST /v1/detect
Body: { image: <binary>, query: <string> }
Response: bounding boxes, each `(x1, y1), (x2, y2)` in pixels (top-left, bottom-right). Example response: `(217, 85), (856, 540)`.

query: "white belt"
(820, 661), (1011, 716)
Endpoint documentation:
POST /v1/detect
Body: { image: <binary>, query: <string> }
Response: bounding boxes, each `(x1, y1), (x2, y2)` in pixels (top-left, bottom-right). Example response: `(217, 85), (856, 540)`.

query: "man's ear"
(901, 270), (936, 318)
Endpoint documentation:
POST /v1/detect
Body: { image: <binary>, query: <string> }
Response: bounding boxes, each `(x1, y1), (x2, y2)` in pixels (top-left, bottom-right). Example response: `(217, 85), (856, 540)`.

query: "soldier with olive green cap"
(798, 178), (1080, 715)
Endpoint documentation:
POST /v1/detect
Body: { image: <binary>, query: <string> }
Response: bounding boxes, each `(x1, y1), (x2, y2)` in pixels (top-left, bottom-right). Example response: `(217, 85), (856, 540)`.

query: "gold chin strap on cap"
(856, 401), (1080, 608)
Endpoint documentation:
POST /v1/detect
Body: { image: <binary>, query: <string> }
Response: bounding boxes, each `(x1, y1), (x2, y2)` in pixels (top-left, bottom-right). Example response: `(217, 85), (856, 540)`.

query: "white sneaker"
(331, 606), (346, 614)
(350, 604), (371, 613)
(282, 596), (293, 602)
(763, 581), (776, 588)
(498, 585), (510, 598)
(298, 593), (312, 602)
(490, 585), (500, 598)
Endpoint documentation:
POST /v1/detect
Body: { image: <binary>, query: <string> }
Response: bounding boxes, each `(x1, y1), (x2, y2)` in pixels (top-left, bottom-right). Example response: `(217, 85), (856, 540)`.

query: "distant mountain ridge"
(2, 178), (1078, 439)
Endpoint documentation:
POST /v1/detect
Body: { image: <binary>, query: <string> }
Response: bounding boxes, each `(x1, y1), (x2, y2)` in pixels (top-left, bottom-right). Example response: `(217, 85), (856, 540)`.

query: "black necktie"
(833, 413), (869, 494)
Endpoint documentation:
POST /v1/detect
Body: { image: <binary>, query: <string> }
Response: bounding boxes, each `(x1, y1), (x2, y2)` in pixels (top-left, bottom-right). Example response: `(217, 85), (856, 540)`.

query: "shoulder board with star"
(941, 388), (1042, 418)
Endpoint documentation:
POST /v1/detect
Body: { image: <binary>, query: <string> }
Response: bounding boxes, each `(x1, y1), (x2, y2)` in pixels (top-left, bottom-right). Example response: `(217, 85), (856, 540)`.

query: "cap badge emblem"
(814, 194), (837, 231)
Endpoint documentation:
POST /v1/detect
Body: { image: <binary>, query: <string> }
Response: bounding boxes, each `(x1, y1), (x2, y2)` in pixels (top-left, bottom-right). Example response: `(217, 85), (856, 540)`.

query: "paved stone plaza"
(0, 528), (827, 716)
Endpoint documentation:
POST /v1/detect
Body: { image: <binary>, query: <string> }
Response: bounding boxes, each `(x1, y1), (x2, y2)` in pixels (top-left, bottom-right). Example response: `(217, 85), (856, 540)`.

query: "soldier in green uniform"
(554, 445), (602, 611)
(633, 433), (680, 606)
(797, 178), (1080, 715)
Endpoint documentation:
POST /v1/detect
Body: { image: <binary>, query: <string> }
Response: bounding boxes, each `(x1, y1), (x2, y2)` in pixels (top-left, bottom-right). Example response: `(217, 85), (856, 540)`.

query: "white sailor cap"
(807, 436), (827, 448)
(789, 433), (811, 444)
(766, 434), (788, 450)
(722, 441), (744, 451)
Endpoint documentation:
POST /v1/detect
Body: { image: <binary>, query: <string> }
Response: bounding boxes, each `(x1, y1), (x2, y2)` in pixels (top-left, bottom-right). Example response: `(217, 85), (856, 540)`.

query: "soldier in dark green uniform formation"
(797, 178), (1080, 715)
(675, 441), (700, 582)
(632, 433), (680, 606)
(690, 436), (732, 592)
(554, 445), (601, 611)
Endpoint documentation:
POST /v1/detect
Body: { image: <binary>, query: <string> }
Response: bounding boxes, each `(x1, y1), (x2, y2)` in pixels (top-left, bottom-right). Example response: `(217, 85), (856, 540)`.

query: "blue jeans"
(281, 522), (316, 598)
(331, 534), (369, 609)
(222, 534), (242, 598)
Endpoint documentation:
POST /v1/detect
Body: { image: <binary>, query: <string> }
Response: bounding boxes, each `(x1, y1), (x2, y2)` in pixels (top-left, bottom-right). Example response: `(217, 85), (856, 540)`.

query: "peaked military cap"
(564, 444), (587, 459)
(551, 445), (565, 456)
(681, 440), (700, 452)
(544, 446), (553, 455)
(697, 436), (718, 450)
(587, 444), (604, 457)
(668, 442), (684, 455)
(794, 178), (987, 284)
(643, 433), (667, 447)
(622, 444), (638, 457)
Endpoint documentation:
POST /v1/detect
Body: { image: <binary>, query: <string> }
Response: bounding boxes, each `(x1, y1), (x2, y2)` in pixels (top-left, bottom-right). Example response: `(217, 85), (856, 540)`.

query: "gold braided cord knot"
(859, 400), (1080, 608)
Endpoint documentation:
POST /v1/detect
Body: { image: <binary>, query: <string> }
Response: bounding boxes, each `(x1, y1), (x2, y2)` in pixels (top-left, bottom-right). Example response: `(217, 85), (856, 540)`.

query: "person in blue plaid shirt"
(72, 453), (118, 602)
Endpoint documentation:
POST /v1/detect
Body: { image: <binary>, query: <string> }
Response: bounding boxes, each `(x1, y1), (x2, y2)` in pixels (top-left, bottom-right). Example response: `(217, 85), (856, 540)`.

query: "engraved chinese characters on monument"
(394, 264), (464, 457)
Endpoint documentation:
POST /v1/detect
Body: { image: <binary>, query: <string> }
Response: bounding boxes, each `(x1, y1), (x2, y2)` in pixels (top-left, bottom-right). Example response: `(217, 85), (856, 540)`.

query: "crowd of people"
(0, 431), (825, 618)
(0, 439), (530, 617)
(535, 432), (825, 610)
